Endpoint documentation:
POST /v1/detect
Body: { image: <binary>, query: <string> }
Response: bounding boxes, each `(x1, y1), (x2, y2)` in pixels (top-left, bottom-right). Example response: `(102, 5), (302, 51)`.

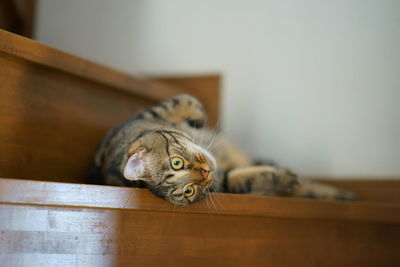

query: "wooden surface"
(1, 204), (398, 267)
(1, 178), (399, 267)
(1, 29), (400, 266)
(0, 29), (182, 101)
(319, 179), (400, 203)
(1, 178), (399, 224)
(0, 0), (36, 38)
(0, 29), (219, 183)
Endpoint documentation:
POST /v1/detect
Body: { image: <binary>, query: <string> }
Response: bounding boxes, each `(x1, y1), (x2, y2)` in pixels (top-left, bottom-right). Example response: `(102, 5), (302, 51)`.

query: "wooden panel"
(0, 30), (220, 183)
(0, 56), (152, 183)
(152, 75), (221, 127)
(0, 178), (399, 267)
(1, 205), (399, 267)
(0, 29), (183, 101)
(0, 0), (36, 38)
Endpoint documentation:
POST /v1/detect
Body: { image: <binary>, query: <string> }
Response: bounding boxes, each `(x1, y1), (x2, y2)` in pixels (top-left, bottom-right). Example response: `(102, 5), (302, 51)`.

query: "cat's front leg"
(224, 166), (298, 195)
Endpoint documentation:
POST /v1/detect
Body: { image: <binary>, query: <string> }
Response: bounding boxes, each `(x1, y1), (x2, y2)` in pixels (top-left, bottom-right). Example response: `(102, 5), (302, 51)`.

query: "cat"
(93, 94), (355, 205)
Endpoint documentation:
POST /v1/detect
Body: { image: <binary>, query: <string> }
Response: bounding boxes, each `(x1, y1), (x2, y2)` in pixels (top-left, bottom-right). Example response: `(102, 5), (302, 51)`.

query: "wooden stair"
(0, 29), (399, 267)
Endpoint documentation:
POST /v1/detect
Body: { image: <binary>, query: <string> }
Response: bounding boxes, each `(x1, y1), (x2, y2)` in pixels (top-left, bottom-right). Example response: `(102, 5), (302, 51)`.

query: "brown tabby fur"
(93, 95), (355, 205)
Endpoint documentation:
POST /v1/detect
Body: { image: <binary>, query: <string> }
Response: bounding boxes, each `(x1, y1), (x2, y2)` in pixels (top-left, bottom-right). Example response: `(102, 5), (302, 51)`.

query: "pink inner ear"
(123, 149), (146, 181)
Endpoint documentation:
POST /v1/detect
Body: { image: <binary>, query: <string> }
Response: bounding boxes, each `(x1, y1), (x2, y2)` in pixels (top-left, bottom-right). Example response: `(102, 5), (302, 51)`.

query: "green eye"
(184, 185), (195, 197)
(170, 157), (184, 170)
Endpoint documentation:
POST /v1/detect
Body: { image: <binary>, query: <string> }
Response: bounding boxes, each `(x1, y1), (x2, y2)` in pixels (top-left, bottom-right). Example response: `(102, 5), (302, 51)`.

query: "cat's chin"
(166, 198), (190, 206)
(166, 194), (206, 206)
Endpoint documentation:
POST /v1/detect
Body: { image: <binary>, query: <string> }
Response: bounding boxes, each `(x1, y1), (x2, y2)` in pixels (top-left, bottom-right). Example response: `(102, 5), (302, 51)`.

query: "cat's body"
(94, 95), (355, 205)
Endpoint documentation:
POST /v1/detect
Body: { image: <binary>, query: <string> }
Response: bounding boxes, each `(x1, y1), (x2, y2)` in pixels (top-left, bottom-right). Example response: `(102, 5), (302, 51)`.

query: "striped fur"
(93, 94), (356, 205)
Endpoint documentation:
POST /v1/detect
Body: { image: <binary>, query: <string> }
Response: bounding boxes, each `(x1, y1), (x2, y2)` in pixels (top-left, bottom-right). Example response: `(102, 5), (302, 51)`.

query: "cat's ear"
(123, 141), (147, 181)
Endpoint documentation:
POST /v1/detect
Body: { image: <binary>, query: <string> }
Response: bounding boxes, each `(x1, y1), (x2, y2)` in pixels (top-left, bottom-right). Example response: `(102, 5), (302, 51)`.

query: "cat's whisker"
(208, 191), (220, 214)
(208, 140), (224, 153)
(206, 188), (212, 206)
(197, 129), (206, 147)
(206, 119), (220, 140)
(206, 132), (216, 145)
(213, 192), (227, 211)
(210, 184), (217, 192)
(195, 117), (214, 149)
(205, 192), (211, 215)
(208, 183), (227, 212)
(210, 133), (226, 149)
(196, 117), (209, 146)
(204, 125), (221, 152)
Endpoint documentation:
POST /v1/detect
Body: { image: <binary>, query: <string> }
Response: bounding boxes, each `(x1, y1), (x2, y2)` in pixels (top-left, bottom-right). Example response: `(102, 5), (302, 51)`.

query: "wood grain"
(0, 178), (399, 224)
(0, 30), (220, 183)
(1, 206), (399, 267)
(0, 29), (183, 101)
(1, 29), (399, 266)
(0, 178), (399, 267)
(0, 0), (36, 38)
(0, 55), (154, 182)
(316, 178), (400, 203)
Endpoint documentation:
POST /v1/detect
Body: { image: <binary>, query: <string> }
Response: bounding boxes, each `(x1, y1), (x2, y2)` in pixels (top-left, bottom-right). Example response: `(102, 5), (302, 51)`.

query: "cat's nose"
(201, 168), (210, 179)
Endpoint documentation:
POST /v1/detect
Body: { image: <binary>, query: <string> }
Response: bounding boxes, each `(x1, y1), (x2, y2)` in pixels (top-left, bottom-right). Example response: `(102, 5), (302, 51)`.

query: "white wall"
(36, 0), (400, 178)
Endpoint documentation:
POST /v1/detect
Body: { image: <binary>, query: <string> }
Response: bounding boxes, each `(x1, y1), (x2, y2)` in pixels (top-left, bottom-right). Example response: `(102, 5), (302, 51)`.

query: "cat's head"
(122, 129), (216, 205)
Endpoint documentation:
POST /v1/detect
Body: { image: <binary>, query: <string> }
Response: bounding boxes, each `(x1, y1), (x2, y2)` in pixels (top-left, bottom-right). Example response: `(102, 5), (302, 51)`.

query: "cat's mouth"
(191, 168), (212, 186)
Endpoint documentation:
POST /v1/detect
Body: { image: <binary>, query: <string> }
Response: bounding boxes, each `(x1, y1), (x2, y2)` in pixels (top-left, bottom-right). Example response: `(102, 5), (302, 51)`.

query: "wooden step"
(1, 178), (399, 266)
(0, 29), (399, 266)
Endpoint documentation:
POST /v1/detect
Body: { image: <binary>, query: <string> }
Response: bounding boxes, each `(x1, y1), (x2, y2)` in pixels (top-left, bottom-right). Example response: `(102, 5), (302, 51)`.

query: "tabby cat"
(93, 95), (355, 205)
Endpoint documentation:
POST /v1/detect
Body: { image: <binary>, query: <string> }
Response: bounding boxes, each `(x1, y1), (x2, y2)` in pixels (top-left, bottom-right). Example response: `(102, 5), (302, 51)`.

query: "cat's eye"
(184, 185), (195, 197)
(170, 156), (184, 170)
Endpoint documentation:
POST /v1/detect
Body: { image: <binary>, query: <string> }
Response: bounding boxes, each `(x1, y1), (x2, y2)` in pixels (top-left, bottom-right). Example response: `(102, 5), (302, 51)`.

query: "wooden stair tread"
(1, 178), (399, 224)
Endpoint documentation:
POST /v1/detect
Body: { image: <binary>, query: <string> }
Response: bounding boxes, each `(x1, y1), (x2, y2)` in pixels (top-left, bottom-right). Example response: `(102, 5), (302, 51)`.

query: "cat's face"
(123, 130), (216, 205)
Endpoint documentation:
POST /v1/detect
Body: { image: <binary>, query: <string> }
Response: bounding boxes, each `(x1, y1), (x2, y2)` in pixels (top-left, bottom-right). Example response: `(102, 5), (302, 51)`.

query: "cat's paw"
(170, 94), (207, 127)
(227, 166), (298, 195)
(252, 167), (299, 194)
